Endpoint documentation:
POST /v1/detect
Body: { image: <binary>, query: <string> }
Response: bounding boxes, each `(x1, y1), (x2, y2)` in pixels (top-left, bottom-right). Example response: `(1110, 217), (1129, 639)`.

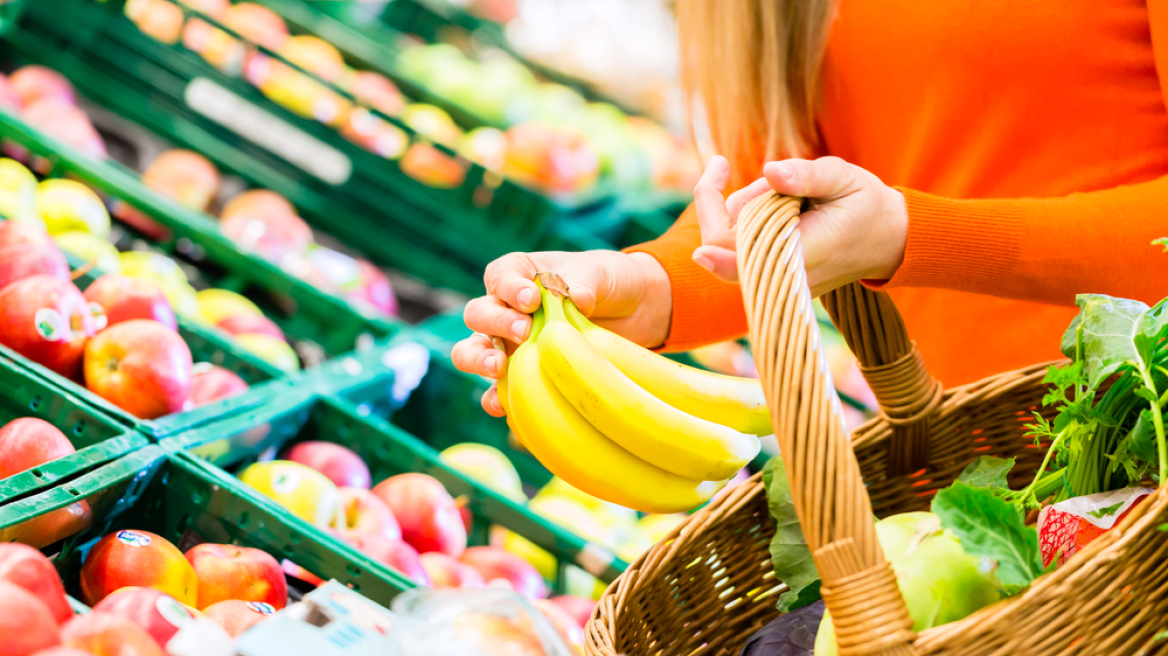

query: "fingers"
(692, 245), (739, 283)
(726, 177), (774, 223)
(464, 295), (532, 343)
(483, 252), (541, 313)
(452, 333), (507, 379)
(763, 156), (860, 202)
(693, 156), (735, 250)
(480, 384), (505, 417)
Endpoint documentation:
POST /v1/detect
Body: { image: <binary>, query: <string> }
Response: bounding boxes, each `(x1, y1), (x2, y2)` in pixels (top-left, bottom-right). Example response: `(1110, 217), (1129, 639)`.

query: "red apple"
(141, 150), (220, 212)
(351, 535), (429, 586)
(83, 320), (193, 419)
(280, 560), (323, 587)
(351, 259), (397, 317)
(0, 221), (57, 249)
(0, 75), (20, 111)
(220, 189), (296, 222)
(82, 274), (177, 331)
(533, 599), (585, 651)
(22, 100), (106, 160)
(215, 313), (285, 340)
(202, 599), (276, 638)
(188, 363), (249, 407)
(284, 441), (371, 489)
(29, 649), (96, 656)
(184, 543), (287, 611)
(371, 473), (466, 557)
(0, 543), (71, 624)
(79, 530), (199, 607)
(347, 71), (404, 117)
(0, 417), (76, 480)
(277, 36), (345, 83)
(459, 546), (547, 599)
(418, 552), (485, 589)
(332, 487), (401, 544)
(0, 581), (61, 655)
(10, 66), (75, 107)
(548, 595), (597, 628)
(223, 2), (288, 50)
(0, 275), (96, 378)
(60, 612), (164, 656)
(220, 212), (313, 263)
(0, 222), (70, 289)
(91, 586), (200, 648)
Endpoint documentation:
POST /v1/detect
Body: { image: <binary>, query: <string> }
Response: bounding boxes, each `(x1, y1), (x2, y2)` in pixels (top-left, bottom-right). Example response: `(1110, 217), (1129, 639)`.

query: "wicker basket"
(585, 194), (1168, 656)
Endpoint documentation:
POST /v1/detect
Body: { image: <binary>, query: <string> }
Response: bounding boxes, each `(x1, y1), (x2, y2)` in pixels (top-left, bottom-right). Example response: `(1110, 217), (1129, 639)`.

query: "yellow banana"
(564, 302), (772, 435)
(502, 304), (724, 513)
(537, 287), (759, 481)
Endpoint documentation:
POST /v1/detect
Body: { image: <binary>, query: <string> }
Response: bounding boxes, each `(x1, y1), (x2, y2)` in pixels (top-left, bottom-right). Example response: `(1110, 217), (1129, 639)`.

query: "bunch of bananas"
(499, 273), (771, 513)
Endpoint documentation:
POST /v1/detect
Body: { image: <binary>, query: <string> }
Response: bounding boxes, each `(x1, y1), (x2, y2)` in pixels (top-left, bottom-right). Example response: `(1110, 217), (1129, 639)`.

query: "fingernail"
(516, 287), (533, 308)
(777, 166), (794, 180)
(483, 353), (500, 374)
(693, 253), (714, 272)
(511, 319), (528, 341)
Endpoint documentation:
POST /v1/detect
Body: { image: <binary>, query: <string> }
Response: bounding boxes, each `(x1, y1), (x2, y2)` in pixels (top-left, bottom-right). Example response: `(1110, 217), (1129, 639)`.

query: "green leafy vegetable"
(958, 456), (1015, 489)
(762, 455), (820, 612)
(1154, 237), (1168, 252)
(1086, 502), (1124, 519)
(1059, 295), (1168, 392)
(932, 482), (1043, 589)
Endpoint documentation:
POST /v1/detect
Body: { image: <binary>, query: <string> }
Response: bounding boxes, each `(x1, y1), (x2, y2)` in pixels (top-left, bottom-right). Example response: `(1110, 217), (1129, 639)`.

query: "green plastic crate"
(4, 0), (595, 296)
(161, 391), (628, 590)
(0, 446), (415, 604)
(0, 351), (146, 506)
(0, 100), (401, 360)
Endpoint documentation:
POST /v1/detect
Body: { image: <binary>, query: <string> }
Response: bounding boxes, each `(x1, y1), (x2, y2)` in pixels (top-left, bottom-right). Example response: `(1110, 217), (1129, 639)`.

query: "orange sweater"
(632, 0), (1168, 386)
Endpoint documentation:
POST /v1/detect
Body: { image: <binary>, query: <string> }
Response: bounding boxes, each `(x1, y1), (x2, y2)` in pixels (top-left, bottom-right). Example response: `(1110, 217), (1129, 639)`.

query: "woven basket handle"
(738, 193), (917, 656)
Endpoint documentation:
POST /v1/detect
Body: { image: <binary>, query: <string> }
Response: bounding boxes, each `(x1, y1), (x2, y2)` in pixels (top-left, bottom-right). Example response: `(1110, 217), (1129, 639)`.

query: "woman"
(453, 0), (1167, 416)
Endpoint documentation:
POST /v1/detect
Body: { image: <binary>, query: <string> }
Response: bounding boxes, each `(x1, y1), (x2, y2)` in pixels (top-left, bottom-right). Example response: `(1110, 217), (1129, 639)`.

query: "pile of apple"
(0, 528), (293, 655)
(234, 441), (596, 651)
(0, 65), (106, 162)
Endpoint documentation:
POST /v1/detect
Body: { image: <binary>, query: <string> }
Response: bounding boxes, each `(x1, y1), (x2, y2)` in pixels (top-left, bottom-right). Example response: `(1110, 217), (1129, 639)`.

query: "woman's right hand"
(452, 250), (673, 417)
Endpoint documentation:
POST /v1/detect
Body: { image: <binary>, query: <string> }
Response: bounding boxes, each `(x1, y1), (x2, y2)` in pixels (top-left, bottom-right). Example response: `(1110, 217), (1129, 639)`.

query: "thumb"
(693, 245), (739, 283)
(764, 157), (860, 202)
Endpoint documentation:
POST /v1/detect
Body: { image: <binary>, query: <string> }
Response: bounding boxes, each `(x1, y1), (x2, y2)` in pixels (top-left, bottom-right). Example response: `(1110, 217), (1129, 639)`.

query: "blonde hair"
(676, 0), (835, 187)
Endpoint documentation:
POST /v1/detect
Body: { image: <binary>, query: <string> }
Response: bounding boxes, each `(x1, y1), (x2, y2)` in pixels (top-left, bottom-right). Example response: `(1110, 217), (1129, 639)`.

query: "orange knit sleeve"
(865, 183), (1168, 306)
(624, 204), (748, 352)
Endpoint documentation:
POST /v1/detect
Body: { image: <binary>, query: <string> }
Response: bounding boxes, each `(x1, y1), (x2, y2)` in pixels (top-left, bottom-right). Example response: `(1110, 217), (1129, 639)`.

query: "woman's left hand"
(691, 155), (909, 297)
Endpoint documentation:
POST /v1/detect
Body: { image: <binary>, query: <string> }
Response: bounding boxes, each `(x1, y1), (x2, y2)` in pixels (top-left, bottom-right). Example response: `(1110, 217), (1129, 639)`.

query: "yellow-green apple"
(0, 581), (61, 654)
(402, 104), (461, 148)
(223, 3), (288, 50)
(10, 66), (75, 107)
(234, 334), (299, 373)
(117, 252), (200, 320)
(84, 320), (193, 419)
(80, 530), (199, 606)
(351, 534), (429, 585)
(459, 546), (547, 599)
(0, 542), (72, 623)
(83, 274), (177, 331)
(91, 586), (201, 648)
(419, 552), (485, 589)
(35, 179), (110, 237)
(0, 221), (71, 289)
(458, 127), (507, 171)
(23, 99), (107, 160)
(194, 288), (262, 325)
(0, 275), (95, 378)
(220, 212), (314, 263)
(549, 595), (596, 629)
(351, 260), (397, 317)
(331, 487), (400, 544)
(54, 231), (121, 273)
(237, 460), (341, 528)
(60, 612), (165, 656)
(184, 543), (287, 610)
(215, 313), (284, 341)
(189, 363), (249, 407)
(0, 158), (43, 225)
(439, 443), (524, 502)
(284, 441), (371, 489)
(371, 473), (466, 557)
(0, 417), (76, 480)
(202, 600), (276, 638)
